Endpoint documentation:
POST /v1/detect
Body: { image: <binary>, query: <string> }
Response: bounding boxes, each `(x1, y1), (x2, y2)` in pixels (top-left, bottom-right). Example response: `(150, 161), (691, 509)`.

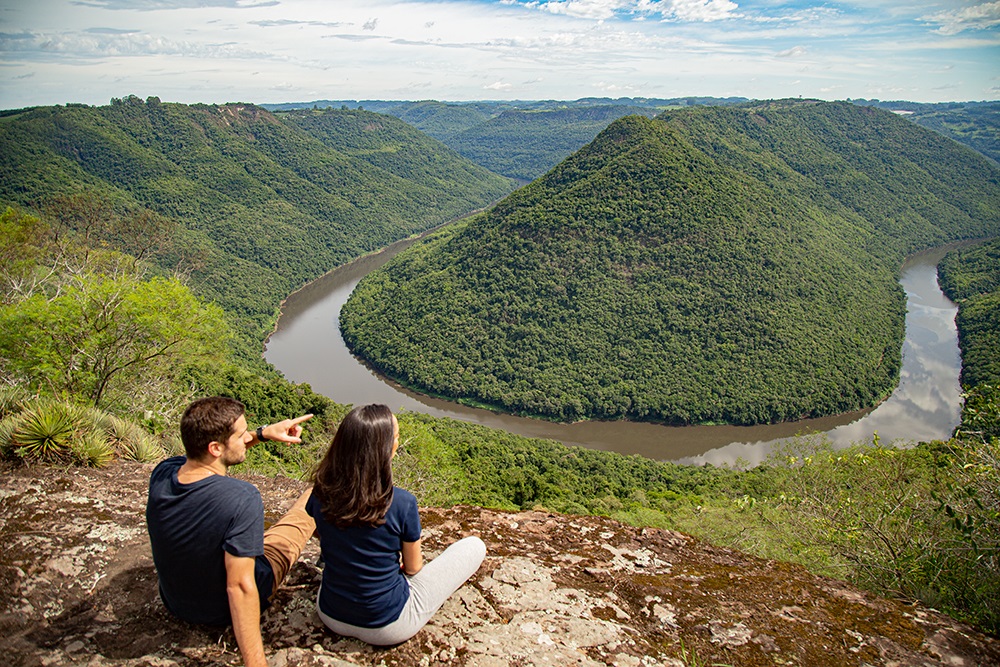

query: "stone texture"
(1, 460), (998, 667)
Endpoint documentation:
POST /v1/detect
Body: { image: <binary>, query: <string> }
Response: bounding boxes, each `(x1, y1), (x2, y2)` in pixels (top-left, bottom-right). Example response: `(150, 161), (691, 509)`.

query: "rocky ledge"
(1, 461), (997, 667)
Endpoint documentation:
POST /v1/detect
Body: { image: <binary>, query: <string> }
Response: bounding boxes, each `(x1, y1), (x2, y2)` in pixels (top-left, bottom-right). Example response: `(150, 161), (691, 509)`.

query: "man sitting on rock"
(146, 396), (315, 667)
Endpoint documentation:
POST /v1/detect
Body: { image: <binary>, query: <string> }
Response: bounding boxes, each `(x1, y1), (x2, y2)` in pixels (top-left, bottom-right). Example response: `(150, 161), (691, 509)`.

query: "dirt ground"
(2, 460), (998, 666)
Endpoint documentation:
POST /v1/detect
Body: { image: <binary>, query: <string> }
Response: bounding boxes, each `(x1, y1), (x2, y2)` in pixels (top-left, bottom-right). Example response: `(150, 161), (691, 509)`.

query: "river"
(264, 240), (964, 466)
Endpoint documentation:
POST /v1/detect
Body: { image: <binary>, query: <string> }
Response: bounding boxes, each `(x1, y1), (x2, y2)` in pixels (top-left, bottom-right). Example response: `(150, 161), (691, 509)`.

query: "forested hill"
(342, 100), (1000, 426)
(441, 105), (661, 181)
(0, 98), (514, 358)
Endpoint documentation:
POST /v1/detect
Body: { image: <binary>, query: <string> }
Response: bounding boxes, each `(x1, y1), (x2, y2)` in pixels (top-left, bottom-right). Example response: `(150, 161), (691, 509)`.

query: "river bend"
(265, 242), (963, 466)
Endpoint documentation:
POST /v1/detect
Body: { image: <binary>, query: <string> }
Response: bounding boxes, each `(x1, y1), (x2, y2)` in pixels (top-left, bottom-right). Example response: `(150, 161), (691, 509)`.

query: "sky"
(1, 0), (998, 109)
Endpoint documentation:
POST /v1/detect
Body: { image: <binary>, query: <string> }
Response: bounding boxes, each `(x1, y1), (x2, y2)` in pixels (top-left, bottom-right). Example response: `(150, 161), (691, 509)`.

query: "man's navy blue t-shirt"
(146, 456), (274, 626)
(307, 487), (421, 628)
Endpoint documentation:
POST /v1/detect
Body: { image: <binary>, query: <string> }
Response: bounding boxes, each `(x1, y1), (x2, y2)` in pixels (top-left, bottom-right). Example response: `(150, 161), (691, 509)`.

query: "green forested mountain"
(442, 105), (662, 181)
(262, 98), (751, 181)
(372, 101), (496, 140)
(853, 100), (1000, 164)
(939, 238), (1000, 388)
(0, 97), (514, 359)
(273, 106), (496, 190)
(342, 101), (1000, 426)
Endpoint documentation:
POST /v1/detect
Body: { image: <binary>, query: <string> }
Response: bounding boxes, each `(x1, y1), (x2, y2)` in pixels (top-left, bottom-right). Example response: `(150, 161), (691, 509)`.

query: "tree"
(0, 207), (51, 304)
(0, 273), (229, 411)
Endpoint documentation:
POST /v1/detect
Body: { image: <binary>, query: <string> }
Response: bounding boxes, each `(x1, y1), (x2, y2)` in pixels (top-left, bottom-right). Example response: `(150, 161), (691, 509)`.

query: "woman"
(308, 404), (486, 645)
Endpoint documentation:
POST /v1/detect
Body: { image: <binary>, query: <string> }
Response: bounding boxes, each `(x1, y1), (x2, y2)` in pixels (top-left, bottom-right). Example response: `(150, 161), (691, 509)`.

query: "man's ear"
(207, 440), (225, 459)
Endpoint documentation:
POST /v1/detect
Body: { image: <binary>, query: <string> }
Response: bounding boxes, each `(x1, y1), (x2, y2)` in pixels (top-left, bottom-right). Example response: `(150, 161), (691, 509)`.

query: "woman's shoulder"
(392, 486), (417, 506)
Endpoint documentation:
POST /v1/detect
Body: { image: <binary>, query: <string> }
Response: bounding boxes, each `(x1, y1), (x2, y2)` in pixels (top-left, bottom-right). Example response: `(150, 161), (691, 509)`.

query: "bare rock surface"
(1, 460), (998, 667)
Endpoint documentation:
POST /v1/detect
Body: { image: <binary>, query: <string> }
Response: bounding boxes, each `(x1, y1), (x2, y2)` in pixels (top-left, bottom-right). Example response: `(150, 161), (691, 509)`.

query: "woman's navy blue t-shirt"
(307, 487), (421, 628)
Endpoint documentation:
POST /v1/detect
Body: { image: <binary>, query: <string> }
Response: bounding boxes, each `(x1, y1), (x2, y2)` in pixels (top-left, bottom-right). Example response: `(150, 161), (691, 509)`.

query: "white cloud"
(594, 80), (642, 92)
(776, 45), (807, 58)
(0, 30), (272, 61)
(528, 0), (624, 20)
(525, 0), (738, 22)
(70, 0), (278, 9)
(921, 1), (1000, 35)
(250, 19), (348, 28)
(659, 0), (738, 23)
(484, 80), (514, 90)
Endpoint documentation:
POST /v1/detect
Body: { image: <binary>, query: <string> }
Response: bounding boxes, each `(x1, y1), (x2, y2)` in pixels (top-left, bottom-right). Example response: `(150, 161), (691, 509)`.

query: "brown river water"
(264, 240), (963, 466)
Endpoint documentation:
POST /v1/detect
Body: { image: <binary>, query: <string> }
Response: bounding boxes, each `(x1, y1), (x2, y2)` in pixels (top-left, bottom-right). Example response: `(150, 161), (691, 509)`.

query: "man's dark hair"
(180, 396), (246, 460)
(312, 404), (395, 528)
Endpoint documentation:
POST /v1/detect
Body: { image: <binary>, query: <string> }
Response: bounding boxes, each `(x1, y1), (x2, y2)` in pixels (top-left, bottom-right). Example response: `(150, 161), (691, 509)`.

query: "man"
(146, 396), (315, 667)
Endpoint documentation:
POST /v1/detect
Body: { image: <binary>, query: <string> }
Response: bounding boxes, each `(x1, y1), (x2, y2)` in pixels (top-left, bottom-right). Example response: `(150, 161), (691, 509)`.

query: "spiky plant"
(71, 430), (115, 467)
(163, 432), (185, 458)
(106, 415), (164, 462)
(0, 413), (25, 460)
(13, 402), (80, 462)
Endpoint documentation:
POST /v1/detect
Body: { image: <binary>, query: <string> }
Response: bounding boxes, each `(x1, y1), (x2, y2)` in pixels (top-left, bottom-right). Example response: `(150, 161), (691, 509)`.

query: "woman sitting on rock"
(308, 403), (486, 645)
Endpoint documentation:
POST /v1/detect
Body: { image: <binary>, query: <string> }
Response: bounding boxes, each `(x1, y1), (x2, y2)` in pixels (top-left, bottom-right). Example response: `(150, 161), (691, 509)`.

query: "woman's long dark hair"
(312, 404), (395, 528)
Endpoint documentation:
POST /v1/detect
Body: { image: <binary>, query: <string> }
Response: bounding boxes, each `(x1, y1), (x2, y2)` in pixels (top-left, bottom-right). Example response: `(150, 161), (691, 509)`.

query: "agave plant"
(13, 402), (81, 462)
(0, 413), (25, 460)
(105, 414), (164, 462)
(71, 429), (115, 467)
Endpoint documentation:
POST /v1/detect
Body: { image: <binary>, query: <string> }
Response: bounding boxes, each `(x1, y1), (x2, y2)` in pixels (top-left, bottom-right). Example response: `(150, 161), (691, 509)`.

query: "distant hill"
(371, 101), (495, 140)
(263, 98), (749, 180)
(853, 100), (1000, 164)
(442, 105), (662, 181)
(264, 97), (999, 182)
(341, 101), (1000, 426)
(0, 97), (514, 360)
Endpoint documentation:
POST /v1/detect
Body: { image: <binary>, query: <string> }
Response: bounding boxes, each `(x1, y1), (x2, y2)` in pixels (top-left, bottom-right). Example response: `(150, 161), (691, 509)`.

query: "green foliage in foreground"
(0, 388), (166, 466)
(938, 238), (1000, 388)
(343, 102), (1000, 426)
(1, 273), (228, 408)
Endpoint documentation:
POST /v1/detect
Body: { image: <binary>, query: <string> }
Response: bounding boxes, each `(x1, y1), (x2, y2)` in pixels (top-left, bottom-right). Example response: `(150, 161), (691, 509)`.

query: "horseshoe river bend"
(264, 239), (964, 467)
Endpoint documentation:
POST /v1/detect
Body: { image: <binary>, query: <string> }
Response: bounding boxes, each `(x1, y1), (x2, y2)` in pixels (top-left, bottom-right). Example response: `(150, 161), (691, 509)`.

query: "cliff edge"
(1, 461), (997, 667)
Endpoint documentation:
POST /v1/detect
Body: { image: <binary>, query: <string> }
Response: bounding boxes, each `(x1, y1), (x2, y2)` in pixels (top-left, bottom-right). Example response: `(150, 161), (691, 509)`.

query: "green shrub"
(101, 413), (164, 462)
(0, 385), (29, 419)
(0, 412), (24, 459)
(71, 430), (116, 467)
(12, 401), (81, 462)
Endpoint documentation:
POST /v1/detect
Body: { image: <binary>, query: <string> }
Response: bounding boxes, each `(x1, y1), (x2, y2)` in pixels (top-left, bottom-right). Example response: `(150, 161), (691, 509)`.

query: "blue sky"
(1, 0), (997, 108)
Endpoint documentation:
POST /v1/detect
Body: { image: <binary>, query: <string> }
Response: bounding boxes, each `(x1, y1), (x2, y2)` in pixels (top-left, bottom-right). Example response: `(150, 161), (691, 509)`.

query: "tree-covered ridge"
(371, 100), (495, 141)
(274, 107), (513, 193)
(342, 102), (1000, 426)
(0, 97), (514, 360)
(262, 98), (752, 181)
(939, 238), (1000, 388)
(441, 105), (662, 181)
(854, 100), (1000, 164)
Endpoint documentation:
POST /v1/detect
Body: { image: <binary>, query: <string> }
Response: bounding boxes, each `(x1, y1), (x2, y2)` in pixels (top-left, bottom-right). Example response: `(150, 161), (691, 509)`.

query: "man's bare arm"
(225, 551), (267, 667)
(251, 414), (314, 446)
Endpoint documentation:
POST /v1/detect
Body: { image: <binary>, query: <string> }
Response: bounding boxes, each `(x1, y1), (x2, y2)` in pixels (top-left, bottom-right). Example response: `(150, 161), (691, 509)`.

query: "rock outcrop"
(1, 461), (997, 666)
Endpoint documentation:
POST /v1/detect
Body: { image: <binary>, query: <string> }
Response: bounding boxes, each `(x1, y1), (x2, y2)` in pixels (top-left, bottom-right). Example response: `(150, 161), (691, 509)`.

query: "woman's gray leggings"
(316, 535), (487, 646)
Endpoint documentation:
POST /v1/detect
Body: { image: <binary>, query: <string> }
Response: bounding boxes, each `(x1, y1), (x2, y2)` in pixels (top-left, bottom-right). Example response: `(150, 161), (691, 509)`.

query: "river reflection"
(265, 241), (964, 466)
